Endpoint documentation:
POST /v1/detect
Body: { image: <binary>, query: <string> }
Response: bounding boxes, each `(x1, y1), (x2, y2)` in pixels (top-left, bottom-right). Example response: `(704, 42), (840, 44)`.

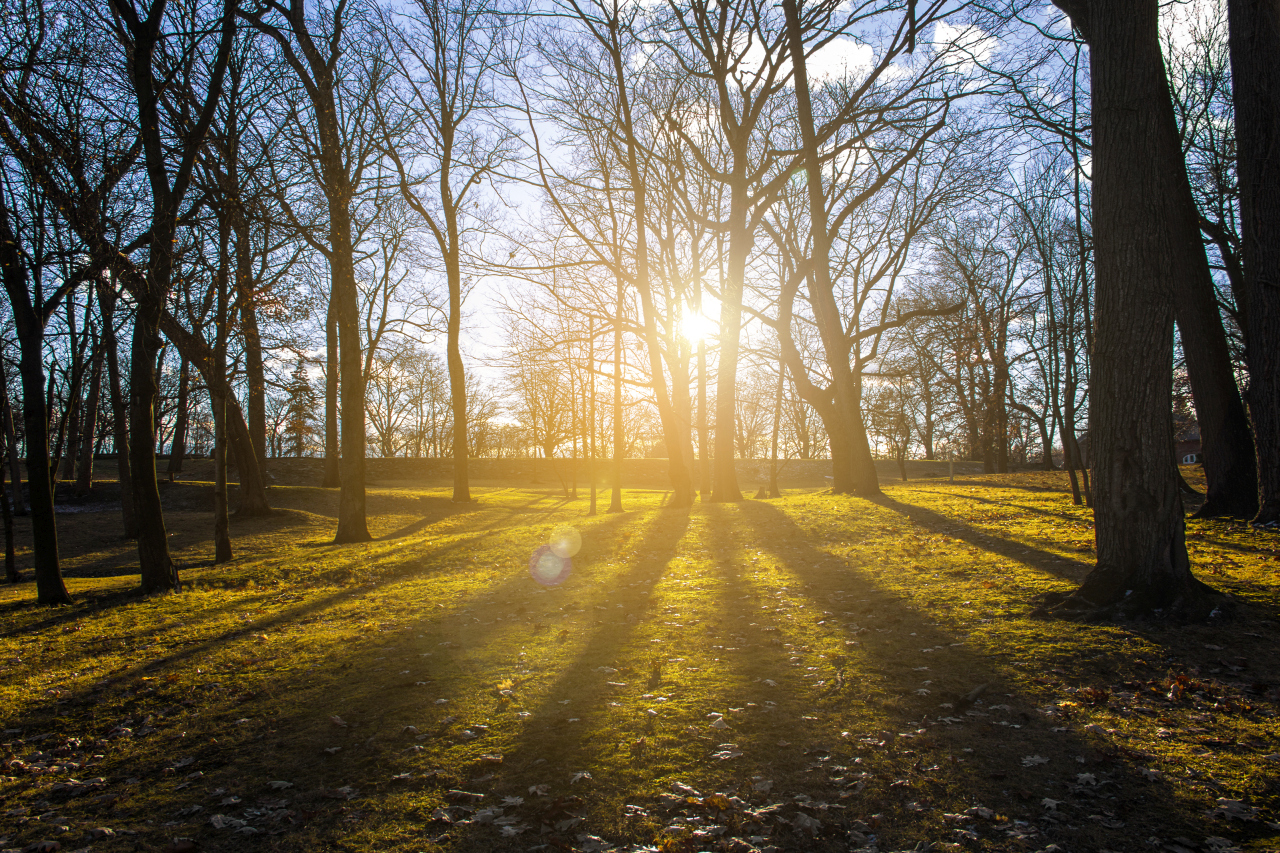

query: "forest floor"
(1, 470), (1280, 853)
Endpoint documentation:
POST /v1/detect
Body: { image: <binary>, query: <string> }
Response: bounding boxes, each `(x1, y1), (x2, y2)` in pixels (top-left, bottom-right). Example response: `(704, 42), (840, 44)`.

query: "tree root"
(1030, 581), (1235, 623)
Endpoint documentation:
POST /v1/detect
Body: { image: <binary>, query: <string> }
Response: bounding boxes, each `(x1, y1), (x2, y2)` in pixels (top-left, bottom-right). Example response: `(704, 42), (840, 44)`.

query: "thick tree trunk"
(1177, 306), (1258, 519)
(130, 292), (178, 593)
(325, 202), (370, 543)
(323, 299), (341, 488)
(1047, 0), (1224, 620)
(74, 344), (103, 495)
(1227, 0), (1280, 527)
(782, 0), (880, 500)
(20, 340), (67, 603)
(445, 251), (471, 503)
(166, 357), (188, 475)
(0, 204), (68, 603)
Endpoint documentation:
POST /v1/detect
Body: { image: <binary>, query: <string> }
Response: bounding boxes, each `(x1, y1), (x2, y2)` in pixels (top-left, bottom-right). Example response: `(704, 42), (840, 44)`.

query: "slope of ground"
(1, 471), (1278, 853)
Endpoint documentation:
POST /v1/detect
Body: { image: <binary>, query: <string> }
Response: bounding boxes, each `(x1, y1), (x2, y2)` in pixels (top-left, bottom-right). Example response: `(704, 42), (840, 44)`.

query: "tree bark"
(153, 311), (272, 516)
(241, 295), (267, 468)
(1, 453), (14, 583)
(99, 279), (137, 538)
(445, 245), (471, 503)
(782, 0), (885, 498)
(129, 272), (179, 593)
(1227, 0), (1280, 527)
(0, 365), (25, 515)
(74, 342), (103, 495)
(769, 358), (783, 498)
(212, 389), (232, 563)
(711, 181), (748, 503)
(1047, 0), (1225, 620)
(166, 356), (188, 475)
(323, 298), (341, 488)
(0, 199), (69, 604)
(609, 273), (624, 513)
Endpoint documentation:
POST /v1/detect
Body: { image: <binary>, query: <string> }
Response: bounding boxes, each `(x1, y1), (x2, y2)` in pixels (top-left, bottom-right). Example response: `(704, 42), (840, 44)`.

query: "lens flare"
(550, 526), (583, 559)
(529, 544), (571, 586)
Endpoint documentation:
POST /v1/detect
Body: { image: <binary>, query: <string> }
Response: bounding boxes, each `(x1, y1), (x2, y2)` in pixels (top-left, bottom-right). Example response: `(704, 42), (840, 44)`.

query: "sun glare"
(679, 310), (718, 344)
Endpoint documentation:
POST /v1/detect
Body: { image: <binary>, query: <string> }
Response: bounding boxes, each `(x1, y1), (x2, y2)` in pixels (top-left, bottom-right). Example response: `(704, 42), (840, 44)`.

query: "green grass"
(1, 472), (1279, 853)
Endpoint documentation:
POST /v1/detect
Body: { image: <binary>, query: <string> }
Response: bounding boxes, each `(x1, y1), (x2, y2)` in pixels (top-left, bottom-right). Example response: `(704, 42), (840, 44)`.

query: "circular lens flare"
(529, 544), (571, 586)
(549, 526), (582, 559)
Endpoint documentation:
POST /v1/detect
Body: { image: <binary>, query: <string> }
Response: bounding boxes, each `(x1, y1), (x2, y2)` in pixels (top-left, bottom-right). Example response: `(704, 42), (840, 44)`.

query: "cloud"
(806, 37), (875, 84)
(931, 21), (997, 73)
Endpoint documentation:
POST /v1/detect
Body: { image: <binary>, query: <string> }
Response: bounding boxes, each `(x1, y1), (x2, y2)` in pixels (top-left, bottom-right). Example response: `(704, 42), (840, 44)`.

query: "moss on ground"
(1, 471), (1279, 853)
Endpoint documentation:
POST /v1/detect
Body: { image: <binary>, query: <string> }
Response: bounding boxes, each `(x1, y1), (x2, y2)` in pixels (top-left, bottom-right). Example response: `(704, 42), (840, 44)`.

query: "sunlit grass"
(1, 472), (1278, 852)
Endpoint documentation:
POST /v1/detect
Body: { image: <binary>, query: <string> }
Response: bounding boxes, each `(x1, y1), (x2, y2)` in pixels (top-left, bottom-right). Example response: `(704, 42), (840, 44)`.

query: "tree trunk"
(445, 250), (471, 503)
(323, 298), (341, 488)
(241, 296), (267, 468)
(227, 396), (271, 515)
(74, 343), (104, 495)
(166, 356), (189, 475)
(609, 274), (624, 513)
(1047, 0), (1224, 620)
(99, 280), (137, 538)
(1, 453), (14, 583)
(1176, 304), (1257, 519)
(1227, 0), (1280, 527)
(782, 0), (880, 499)
(212, 391), (232, 563)
(711, 181), (749, 503)
(0, 202), (68, 603)
(130, 289), (178, 594)
(697, 337), (710, 499)
(325, 200), (370, 543)
(0, 366), (25, 515)
(769, 359), (783, 498)
(20, 338), (67, 603)
(589, 317), (597, 516)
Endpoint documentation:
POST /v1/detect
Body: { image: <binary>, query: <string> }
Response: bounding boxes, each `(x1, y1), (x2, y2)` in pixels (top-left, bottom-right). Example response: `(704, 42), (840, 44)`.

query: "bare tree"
(380, 0), (517, 503)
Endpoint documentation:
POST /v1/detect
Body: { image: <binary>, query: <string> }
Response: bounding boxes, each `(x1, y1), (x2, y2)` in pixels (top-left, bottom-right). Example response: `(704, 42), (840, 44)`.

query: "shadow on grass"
(3, 490), (1275, 853)
(937, 488), (1094, 527)
(738, 499), (1210, 850)
(870, 493), (1089, 582)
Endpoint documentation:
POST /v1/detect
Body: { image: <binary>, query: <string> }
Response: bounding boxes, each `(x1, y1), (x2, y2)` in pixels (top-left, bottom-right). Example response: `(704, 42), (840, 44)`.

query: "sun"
(679, 309), (718, 344)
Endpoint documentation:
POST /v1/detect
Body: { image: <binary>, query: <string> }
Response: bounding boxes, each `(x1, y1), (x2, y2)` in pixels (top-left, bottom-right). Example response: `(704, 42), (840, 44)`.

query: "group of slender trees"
(0, 0), (1275, 619)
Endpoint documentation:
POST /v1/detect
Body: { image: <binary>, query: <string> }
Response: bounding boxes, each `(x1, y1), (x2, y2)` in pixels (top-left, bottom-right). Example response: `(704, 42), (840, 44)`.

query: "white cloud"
(931, 21), (997, 73)
(806, 37), (875, 84)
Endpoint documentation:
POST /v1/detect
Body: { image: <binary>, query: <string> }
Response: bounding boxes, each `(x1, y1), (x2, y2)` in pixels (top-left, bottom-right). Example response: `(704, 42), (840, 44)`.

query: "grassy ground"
(1, 470), (1279, 853)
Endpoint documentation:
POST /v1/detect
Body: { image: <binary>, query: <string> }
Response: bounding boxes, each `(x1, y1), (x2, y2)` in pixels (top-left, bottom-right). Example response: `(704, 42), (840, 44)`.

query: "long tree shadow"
(426, 506), (692, 850)
(737, 499), (1220, 851)
(870, 493), (1090, 581)
(935, 488), (1095, 527)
